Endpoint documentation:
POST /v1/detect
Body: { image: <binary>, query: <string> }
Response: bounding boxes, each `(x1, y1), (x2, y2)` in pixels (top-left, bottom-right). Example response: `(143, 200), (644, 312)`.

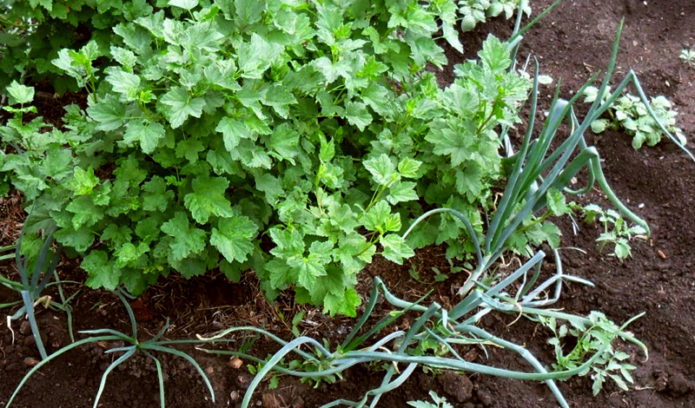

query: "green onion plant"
(4, 229), (78, 359)
(6, 289), (220, 408)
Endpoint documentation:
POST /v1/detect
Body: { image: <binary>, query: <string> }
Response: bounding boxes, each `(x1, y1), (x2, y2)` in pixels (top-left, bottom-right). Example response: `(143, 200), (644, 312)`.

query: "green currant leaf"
(210, 215), (258, 263)
(397, 158), (422, 178)
(266, 258), (295, 290)
(216, 117), (252, 152)
(380, 234), (414, 264)
(287, 241), (331, 289)
(169, 0), (198, 10)
(546, 188), (572, 216)
(323, 287), (361, 317)
(124, 119), (166, 154)
(220, 259), (242, 282)
(142, 176), (174, 212)
(105, 67), (141, 101)
(67, 196), (104, 229)
(69, 167), (99, 195)
(159, 86), (206, 128)
(238, 33), (284, 79)
(87, 94), (127, 131)
(478, 35), (511, 72)
(114, 242), (149, 267)
(234, 0), (265, 25)
(345, 101), (372, 131)
(54, 228), (95, 253)
(102, 224), (133, 247)
(269, 123), (300, 162)
(183, 175), (235, 224)
(363, 153), (396, 186)
(6, 81), (34, 105)
(83, 250), (122, 290)
(161, 211), (207, 261)
(387, 181), (418, 204)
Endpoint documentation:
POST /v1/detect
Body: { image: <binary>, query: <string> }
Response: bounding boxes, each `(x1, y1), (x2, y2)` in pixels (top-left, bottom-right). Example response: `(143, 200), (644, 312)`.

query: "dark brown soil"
(2, 0), (695, 407)
(451, 0), (695, 407)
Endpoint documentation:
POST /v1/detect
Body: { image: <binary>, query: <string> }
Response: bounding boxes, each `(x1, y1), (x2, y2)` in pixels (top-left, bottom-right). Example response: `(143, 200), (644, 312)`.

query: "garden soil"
(1, 0), (695, 407)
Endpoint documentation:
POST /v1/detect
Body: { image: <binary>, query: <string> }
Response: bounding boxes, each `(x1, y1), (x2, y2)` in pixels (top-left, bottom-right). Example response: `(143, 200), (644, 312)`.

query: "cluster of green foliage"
(584, 86), (686, 150)
(458, 0), (531, 32)
(3, 8), (658, 405)
(541, 311), (645, 396)
(0, 0), (529, 92)
(0, 0), (158, 92)
(680, 47), (695, 68)
(544, 188), (646, 260)
(578, 204), (647, 260)
(1, 0), (548, 316)
(408, 391), (453, 408)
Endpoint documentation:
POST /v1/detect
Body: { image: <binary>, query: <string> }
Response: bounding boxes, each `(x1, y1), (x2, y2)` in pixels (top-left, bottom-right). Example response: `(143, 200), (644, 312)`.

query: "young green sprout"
(680, 47), (695, 68)
(584, 86), (686, 149)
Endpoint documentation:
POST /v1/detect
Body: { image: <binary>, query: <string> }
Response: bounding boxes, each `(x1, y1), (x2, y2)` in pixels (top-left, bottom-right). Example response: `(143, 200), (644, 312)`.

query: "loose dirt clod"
(437, 372), (474, 403)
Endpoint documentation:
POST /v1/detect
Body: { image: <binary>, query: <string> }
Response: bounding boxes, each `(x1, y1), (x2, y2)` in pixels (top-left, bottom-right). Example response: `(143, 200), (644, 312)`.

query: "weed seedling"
(583, 86), (686, 150)
(540, 312), (646, 396)
(408, 391), (453, 408)
(680, 47), (695, 68)
(578, 204), (648, 260)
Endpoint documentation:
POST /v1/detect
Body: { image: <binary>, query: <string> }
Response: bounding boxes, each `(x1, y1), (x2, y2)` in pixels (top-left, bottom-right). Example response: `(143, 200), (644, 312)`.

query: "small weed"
(680, 47), (695, 68)
(578, 204), (647, 260)
(459, 0), (532, 32)
(408, 391), (453, 408)
(583, 86), (686, 149)
(409, 259), (464, 284)
(540, 312), (646, 396)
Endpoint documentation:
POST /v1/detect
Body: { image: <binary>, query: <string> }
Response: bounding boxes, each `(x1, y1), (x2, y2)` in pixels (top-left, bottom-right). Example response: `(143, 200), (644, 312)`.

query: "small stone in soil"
(229, 356), (244, 369)
(19, 320), (32, 335)
(23, 357), (39, 366)
(230, 390), (240, 401)
(237, 373), (252, 389)
(476, 387), (494, 406)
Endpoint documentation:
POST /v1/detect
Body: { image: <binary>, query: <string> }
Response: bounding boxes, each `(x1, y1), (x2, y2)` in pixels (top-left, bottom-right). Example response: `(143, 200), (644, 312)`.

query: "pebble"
(23, 357), (39, 366)
(229, 356), (244, 369)
(19, 320), (32, 336)
(237, 373), (251, 389)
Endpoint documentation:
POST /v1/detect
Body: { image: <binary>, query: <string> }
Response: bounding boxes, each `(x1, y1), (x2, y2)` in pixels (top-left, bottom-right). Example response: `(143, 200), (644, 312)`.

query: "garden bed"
(1, 0), (695, 407)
